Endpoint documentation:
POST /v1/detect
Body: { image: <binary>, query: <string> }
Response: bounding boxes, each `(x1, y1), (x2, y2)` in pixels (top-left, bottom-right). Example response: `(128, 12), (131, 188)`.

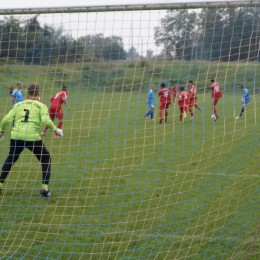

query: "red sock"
(57, 122), (63, 129)
(159, 111), (163, 118)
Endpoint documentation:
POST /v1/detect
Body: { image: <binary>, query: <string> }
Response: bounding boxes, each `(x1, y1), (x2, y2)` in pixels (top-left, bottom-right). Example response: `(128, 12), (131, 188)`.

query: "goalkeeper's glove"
(55, 128), (63, 137)
(0, 131), (5, 141)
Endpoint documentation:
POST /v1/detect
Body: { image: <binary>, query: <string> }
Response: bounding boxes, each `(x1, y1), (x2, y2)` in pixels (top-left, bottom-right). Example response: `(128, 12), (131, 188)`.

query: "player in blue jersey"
(12, 82), (23, 107)
(236, 85), (250, 119)
(144, 84), (155, 120)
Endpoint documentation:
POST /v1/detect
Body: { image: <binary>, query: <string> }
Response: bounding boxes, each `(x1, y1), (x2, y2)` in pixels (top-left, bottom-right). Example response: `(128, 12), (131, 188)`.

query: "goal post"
(0, 1), (260, 259)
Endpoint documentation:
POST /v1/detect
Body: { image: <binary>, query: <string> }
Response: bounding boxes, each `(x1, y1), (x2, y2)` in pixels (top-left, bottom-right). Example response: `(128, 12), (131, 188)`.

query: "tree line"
(154, 6), (260, 61)
(1, 6), (259, 64)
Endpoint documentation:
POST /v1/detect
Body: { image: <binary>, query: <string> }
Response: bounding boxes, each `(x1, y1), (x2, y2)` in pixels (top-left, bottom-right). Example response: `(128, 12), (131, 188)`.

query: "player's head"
(160, 83), (166, 88)
(17, 81), (23, 89)
(27, 83), (40, 97)
(150, 84), (155, 89)
(210, 78), (215, 83)
(241, 85), (245, 89)
(179, 86), (185, 91)
(188, 80), (193, 85)
(62, 85), (68, 92)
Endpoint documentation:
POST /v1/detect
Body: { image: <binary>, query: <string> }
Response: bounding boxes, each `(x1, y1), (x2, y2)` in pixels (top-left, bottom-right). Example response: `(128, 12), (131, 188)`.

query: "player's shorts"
(242, 98), (250, 106)
(189, 97), (197, 106)
(49, 107), (63, 119)
(159, 102), (170, 110)
(9, 91), (13, 95)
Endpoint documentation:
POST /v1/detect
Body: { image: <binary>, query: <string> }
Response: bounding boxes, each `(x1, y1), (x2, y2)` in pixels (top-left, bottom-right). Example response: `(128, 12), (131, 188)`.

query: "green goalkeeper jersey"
(1, 99), (57, 141)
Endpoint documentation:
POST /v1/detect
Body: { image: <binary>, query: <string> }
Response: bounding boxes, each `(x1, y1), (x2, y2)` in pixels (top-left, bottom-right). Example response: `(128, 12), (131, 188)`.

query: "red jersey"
(189, 84), (197, 98)
(210, 82), (222, 99)
(9, 85), (13, 91)
(50, 91), (67, 109)
(158, 88), (171, 104)
(178, 91), (190, 106)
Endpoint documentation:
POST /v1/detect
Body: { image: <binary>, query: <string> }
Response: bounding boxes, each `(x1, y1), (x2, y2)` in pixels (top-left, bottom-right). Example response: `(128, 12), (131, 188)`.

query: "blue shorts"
(242, 98), (249, 106)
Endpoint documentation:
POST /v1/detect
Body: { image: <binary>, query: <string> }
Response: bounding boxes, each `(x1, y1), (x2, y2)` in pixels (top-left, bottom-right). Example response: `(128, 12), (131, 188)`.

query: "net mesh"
(0, 2), (260, 259)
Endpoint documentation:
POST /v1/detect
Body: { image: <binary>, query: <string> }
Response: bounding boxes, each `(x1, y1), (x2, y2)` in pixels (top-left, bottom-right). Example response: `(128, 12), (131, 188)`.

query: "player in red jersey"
(41, 85), (70, 137)
(188, 80), (201, 120)
(158, 83), (171, 123)
(171, 85), (178, 103)
(209, 78), (222, 121)
(178, 86), (190, 122)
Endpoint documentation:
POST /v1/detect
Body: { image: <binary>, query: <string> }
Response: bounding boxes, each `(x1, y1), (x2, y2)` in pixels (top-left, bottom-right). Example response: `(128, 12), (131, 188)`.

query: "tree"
(79, 34), (126, 60)
(146, 49), (154, 59)
(0, 16), (24, 59)
(154, 9), (199, 60)
(127, 46), (139, 60)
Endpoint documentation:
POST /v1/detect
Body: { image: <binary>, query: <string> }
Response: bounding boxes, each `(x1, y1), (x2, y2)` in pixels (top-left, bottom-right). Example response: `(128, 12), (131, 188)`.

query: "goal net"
(0, 1), (260, 259)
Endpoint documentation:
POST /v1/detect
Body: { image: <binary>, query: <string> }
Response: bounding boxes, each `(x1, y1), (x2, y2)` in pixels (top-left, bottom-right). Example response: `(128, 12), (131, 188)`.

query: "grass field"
(0, 61), (260, 259)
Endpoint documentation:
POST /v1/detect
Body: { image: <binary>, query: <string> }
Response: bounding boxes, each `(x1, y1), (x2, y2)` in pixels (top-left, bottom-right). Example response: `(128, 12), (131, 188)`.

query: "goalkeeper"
(0, 83), (63, 197)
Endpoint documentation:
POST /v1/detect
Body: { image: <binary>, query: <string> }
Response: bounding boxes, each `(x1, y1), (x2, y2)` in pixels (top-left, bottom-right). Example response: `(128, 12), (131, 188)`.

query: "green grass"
(0, 60), (260, 259)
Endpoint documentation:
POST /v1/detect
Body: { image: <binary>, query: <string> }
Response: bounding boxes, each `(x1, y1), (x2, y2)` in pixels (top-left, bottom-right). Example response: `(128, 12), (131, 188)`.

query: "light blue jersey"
(147, 89), (154, 108)
(242, 88), (250, 106)
(12, 89), (23, 107)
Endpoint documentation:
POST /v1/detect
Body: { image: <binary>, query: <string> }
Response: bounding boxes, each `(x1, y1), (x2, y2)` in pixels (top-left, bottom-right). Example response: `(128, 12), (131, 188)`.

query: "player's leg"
(54, 109), (64, 137)
(26, 140), (51, 197)
(189, 105), (195, 119)
(159, 103), (164, 123)
(165, 103), (169, 122)
(179, 106), (184, 122)
(42, 108), (55, 135)
(0, 139), (25, 193)
(183, 104), (187, 119)
(189, 99), (194, 118)
(150, 107), (154, 120)
(194, 97), (201, 111)
(236, 99), (247, 119)
(213, 98), (219, 119)
(145, 104), (154, 119)
(145, 110), (151, 119)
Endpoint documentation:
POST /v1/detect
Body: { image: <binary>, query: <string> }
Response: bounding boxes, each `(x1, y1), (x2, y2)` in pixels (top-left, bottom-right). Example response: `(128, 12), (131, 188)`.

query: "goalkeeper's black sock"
(239, 108), (244, 117)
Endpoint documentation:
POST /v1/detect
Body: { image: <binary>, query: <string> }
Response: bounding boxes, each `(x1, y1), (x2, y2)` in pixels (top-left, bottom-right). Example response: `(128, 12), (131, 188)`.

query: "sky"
(0, 0), (241, 55)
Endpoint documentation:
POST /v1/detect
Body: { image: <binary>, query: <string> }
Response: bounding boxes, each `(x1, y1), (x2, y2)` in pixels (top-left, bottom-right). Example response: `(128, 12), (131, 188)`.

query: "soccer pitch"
(1, 80), (260, 259)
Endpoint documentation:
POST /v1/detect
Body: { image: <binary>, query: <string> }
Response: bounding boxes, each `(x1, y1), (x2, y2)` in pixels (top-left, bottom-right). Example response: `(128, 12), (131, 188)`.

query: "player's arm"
(62, 98), (70, 111)
(11, 94), (16, 104)
(0, 109), (15, 139)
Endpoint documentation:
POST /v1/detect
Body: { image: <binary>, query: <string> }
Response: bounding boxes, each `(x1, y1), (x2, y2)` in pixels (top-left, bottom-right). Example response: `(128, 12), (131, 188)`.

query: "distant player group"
(145, 78), (250, 123)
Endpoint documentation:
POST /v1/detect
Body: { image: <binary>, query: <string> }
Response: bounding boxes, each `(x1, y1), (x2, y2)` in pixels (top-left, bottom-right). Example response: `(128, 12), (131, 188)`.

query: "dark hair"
(240, 85), (244, 88)
(188, 80), (193, 83)
(62, 85), (68, 91)
(27, 83), (40, 97)
(160, 83), (165, 88)
(210, 78), (215, 82)
(179, 86), (184, 91)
